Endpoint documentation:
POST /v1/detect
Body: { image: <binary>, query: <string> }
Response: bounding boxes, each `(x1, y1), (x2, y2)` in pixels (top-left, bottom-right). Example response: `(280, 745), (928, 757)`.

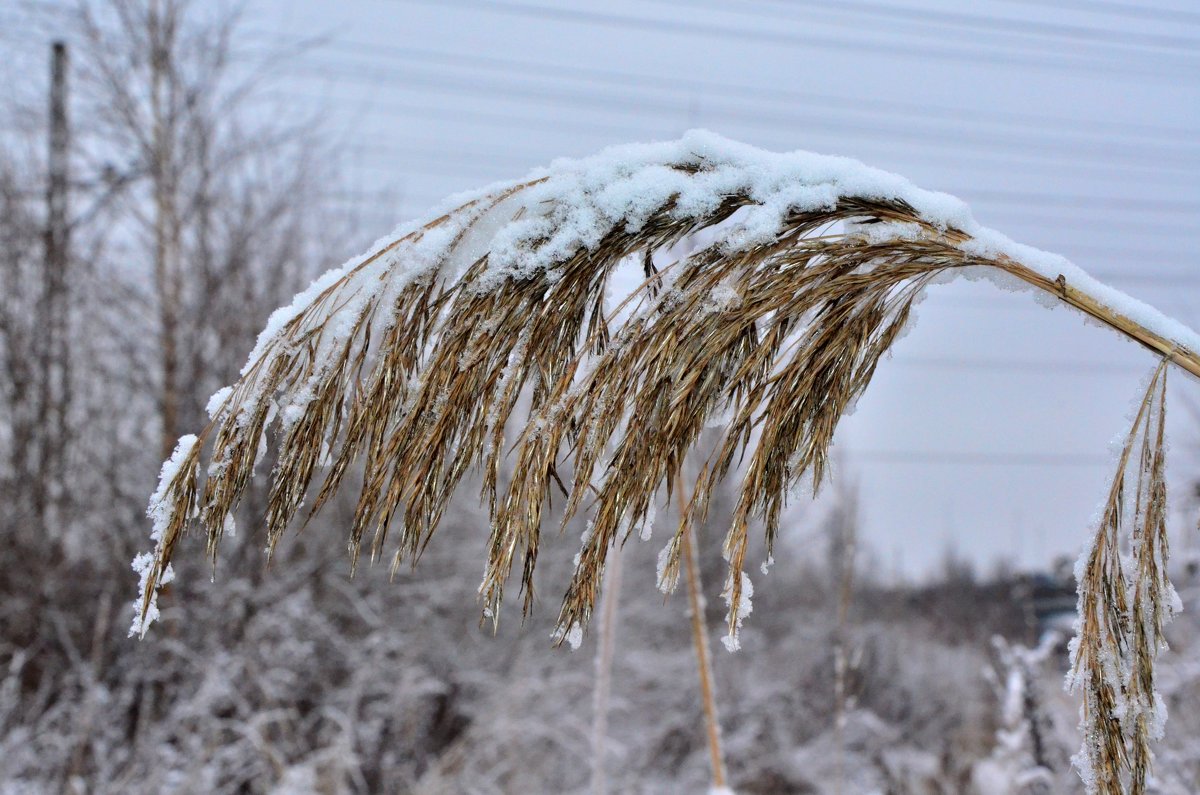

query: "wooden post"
(149, 0), (181, 458)
(36, 40), (70, 526)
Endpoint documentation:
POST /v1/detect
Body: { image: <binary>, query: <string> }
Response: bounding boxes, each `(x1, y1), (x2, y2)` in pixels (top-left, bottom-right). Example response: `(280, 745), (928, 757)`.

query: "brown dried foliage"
(140, 188), (980, 632)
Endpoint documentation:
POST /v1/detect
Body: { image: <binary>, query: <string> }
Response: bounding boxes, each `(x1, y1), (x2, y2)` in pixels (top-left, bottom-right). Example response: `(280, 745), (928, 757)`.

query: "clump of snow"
(482, 130), (971, 290)
(656, 541), (679, 594)
(205, 386), (233, 420)
(720, 570), (754, 652)
(638, 501), (656, 542)
(703, 277), (743, 315)
(129, 553), (174, 638)
(552, 622), (584, 651)
(133, 434), (198, 637)
(146, 435), (198, 545)
(960, 228), (1200, 356)
(847, 219), (923, 245)
(617, 501), (657, 543)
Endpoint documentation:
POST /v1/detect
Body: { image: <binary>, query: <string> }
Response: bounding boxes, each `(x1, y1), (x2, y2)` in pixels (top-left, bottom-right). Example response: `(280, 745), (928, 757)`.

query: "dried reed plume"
(131, 132), (1200, 793)
(1067, 359), (1175, 794)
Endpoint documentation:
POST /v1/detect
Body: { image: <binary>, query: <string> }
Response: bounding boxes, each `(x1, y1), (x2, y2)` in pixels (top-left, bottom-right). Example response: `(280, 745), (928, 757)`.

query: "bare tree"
(0, 1), (349, 788)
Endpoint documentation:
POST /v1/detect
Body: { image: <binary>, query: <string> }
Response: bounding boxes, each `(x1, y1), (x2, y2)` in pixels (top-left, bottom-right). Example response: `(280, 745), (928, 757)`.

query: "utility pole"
(150, 0), (181, 459)
(35, 40), (70, 528)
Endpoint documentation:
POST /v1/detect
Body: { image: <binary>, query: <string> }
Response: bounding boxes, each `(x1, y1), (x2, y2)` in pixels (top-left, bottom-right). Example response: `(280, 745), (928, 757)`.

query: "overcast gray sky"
(12, 0), (1200, 577)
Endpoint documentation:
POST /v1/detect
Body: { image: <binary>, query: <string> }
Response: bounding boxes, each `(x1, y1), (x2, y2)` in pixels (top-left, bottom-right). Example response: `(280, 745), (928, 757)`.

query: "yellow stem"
(994, 261), (1200, 380)
(676, 478), (728, 790)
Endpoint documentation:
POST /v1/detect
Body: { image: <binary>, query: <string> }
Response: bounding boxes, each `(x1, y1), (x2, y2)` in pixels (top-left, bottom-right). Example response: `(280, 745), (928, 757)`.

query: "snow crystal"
(574, 519), (595, 568)
(1168, 582), (1184, 616)
(280, 401), (308, 432)
(566, 623), (583, 650)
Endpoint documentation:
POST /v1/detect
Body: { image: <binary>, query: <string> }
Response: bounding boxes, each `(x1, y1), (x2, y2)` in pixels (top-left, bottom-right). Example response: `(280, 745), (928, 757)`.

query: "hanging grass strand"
(1068, 359), (1176, 795)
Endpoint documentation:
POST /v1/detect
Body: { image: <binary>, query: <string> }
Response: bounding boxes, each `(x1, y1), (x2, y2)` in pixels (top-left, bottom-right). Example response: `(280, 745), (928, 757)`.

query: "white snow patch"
(132, 434), (198, 637)
(720, 569), (754, 652)
(553, 622), (585, 651)
(656, 541), (679, 594)
(146, 435), (198, 545)
(129, 553), (174, 638)
(205, 386), (233, 419)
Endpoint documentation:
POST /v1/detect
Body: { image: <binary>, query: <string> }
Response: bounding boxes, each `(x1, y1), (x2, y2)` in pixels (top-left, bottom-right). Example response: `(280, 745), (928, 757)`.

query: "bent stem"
(996, 261), (1200, 381)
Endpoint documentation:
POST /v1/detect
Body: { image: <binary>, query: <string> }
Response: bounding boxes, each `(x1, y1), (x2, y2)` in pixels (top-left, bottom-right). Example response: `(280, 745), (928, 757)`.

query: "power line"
(1086, 271), (1200, 285)
(840, 448), (1112, 466)
(966, 208), (1186, 233)
(715, 0), (1200, 53)
(387, 0), (1196, 78)
(331, 143), (1198, 207)
(998, 0), (1200, 29)
(886, 355), (1145, 374)
(331, 147), (1200, 220)
(955, 190), (1200, 214)
(281, 59), (1200, 169)
(252, 32), (1200, 145)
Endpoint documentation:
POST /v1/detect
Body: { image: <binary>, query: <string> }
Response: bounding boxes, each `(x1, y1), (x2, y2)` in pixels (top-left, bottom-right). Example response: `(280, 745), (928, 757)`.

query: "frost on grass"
(656, 540), (681, 595)
(131, 433), (198, 636)
(129, 552), (174, 638)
